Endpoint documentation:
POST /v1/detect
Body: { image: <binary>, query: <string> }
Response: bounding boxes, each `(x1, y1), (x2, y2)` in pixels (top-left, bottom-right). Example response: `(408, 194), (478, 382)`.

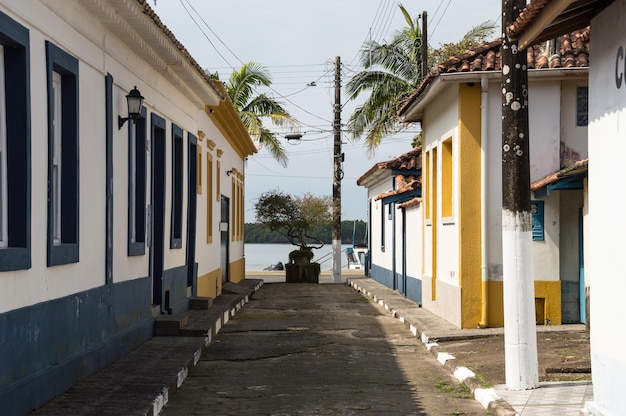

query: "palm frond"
(257, 128), (289, 168)
(346, 5), (495, 153)
(462, 20), (498, 43)
(223, 62), (300, 166)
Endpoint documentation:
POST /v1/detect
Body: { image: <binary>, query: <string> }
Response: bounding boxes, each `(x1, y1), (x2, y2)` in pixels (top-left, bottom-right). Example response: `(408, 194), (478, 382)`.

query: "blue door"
(579, 207), (586, 324)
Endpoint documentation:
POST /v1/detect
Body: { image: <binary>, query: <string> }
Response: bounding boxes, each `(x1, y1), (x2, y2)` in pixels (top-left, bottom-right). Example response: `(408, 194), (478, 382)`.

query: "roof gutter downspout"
(478, 75), (489, 328)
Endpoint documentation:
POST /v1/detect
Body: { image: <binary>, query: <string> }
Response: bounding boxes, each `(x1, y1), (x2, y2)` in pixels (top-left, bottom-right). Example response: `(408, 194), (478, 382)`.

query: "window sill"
(48, 243), (79, 266)
(128, 241), (146, 256)
(442, 216), (455, 225)
(0, 247), (31, 271)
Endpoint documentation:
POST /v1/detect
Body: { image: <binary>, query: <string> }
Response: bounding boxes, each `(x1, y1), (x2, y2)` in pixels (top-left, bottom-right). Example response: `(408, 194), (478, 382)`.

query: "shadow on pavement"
(161, 283), (488, 415)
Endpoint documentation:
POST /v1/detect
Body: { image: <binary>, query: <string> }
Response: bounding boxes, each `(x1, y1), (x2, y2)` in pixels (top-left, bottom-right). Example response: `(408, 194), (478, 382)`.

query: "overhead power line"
(430, 0), (454, 39)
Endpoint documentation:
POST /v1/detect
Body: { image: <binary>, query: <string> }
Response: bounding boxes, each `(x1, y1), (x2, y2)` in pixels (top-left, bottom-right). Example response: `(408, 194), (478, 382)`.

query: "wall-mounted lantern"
(118, 86), (144, 129)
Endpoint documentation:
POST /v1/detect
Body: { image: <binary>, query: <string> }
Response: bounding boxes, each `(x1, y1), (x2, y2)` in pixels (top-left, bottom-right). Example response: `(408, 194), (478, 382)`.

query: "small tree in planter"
(254, 189), (332, 282)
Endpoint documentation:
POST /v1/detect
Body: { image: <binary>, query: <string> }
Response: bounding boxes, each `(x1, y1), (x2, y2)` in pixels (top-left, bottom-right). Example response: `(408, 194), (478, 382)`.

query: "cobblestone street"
(160, 283), (487, 415)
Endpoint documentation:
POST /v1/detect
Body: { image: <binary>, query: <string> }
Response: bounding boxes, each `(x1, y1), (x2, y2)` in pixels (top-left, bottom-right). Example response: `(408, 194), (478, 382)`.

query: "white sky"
(153, 0), (502, 223)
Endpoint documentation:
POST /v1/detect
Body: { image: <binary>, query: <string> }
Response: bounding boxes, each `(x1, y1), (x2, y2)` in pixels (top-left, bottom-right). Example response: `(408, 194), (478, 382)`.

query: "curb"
(347, 279), (519, 416)
(152, 279), (264, 415)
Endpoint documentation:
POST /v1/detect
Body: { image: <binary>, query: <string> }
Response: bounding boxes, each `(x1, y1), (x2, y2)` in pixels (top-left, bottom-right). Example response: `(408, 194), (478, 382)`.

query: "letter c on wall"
(616, 46), (624, 89)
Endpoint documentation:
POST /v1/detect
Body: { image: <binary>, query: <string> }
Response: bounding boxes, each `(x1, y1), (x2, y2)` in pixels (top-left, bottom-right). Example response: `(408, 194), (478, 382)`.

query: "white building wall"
(587, 1), (626, 414)
(420, 84), (462, 326)
(485, 82), (504, 281)
(195, 115), (221, 277)
(379, 201), (395, 273)
(438, 130), (459, 287)
(531, 192), (560, 282)
(484, 77), (571, 283)
(422, 83), (459, 284)
(528, 81), (562, 182)
(560, 79), (589, 162)
(417, 75), (577, 327)
(0, 1), (112, 311)
(0, 0), (245, 312)
(394, 205), (403, 281)
(405, 203), (422, 279)
(367, 179), (394, 275)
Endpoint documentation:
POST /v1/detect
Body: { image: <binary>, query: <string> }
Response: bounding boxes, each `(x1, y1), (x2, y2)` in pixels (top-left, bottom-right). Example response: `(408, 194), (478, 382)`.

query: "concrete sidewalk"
(30, 279), (264, 416)
(346, 276), (592, 416)
(29, 272), (591, 416)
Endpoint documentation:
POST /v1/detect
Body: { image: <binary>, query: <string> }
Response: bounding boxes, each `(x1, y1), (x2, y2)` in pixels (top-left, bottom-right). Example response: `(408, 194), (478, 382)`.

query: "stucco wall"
(368, 179), (395, 280)
(587, 1), (626, 414)
(559, 190), (584, 324)
(421, 275), (462, 328)
(528, 81), (562, 182)
(560, 79), (589, 163)
(531, 192), (560, 282)
(405, 203), (422, 282)
(422, 84), (460, 288)
(0, 0), (249, 312)
(0, 1), (250, 412)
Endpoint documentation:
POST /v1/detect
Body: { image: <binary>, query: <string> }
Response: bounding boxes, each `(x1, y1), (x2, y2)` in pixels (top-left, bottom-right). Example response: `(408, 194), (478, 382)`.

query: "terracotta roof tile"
(356, 147), (422, 186)
(359, 147), (423, 201)
(399, 197), (422, 209)
(507, 0), (607, 46)
(530, 159), (588, 191)
(437, 28), (589, 73)
(386, 146), (423, 171)
(508, 0), (550, 39)
(399, 28), (589, 117)
(375, 177), (421, 201)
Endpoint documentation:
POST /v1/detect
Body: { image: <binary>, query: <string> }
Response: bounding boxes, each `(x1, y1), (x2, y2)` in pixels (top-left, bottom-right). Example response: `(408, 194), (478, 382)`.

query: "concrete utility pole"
(332, 56), (342, 284)
(501, 0), (539, 390)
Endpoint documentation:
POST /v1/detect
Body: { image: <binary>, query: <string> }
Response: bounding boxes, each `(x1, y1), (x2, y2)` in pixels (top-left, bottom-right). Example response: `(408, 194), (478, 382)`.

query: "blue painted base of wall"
(406, 276), (422, 306)
(371, 264), (422, 306)
(0, 277), (154, 415)
(163, 264), (189, 315)
(371, 263), (394, 289)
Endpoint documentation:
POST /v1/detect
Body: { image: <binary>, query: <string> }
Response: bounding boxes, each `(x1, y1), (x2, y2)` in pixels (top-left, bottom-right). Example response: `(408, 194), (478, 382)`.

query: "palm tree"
(221, 62), (298, 167)
(347, 4), (496, 153)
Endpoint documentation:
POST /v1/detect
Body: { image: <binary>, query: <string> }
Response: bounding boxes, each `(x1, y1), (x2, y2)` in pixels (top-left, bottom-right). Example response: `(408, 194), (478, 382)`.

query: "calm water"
(244, 243), (353, 271)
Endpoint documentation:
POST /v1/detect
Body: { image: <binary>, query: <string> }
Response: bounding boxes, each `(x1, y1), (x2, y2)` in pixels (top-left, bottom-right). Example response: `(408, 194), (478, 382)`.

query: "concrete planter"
(285, 263), (320, 283)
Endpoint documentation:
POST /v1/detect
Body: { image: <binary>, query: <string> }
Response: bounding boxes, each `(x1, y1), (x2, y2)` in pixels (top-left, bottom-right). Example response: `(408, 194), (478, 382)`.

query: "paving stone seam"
(347, 279), (520, 416)
(150, 281), (263, 415)
(32, 280), (264, 416)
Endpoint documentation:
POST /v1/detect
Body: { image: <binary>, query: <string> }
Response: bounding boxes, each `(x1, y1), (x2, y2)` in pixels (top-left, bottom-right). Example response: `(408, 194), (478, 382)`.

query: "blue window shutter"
(531, 201), (544, 241)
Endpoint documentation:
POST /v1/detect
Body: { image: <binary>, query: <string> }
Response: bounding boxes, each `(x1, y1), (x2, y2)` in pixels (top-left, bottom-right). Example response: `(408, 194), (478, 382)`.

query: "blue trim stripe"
(105, 74), (113, 284)
(45, 41), (79, 266)
(0, 10), (31, 271)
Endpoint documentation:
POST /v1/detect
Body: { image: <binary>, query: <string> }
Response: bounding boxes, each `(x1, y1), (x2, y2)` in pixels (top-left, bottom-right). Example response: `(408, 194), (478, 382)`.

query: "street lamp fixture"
(285, 134), (303, 145)
(118, 86), (144, 129)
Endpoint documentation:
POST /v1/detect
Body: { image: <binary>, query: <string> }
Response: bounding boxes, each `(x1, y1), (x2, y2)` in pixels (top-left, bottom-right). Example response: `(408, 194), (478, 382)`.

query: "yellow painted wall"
(230, 258), (245, 283)
(197, 257), (246, 297)
(485, 280), (562, 327)
(457, 83), (483, 329)
(488, 281), (505, 327)
(197, 269), (222, 298)
(535, 280), (562, 325)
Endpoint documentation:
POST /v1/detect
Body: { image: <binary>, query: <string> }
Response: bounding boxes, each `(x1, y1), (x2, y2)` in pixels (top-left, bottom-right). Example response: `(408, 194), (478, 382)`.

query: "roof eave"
(400, 66), (588, 124)
(81, 0), (223, 107)
(510, 0), (615, 50)
(400, 71), (500, 123)
(357, 166), (390, 188)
